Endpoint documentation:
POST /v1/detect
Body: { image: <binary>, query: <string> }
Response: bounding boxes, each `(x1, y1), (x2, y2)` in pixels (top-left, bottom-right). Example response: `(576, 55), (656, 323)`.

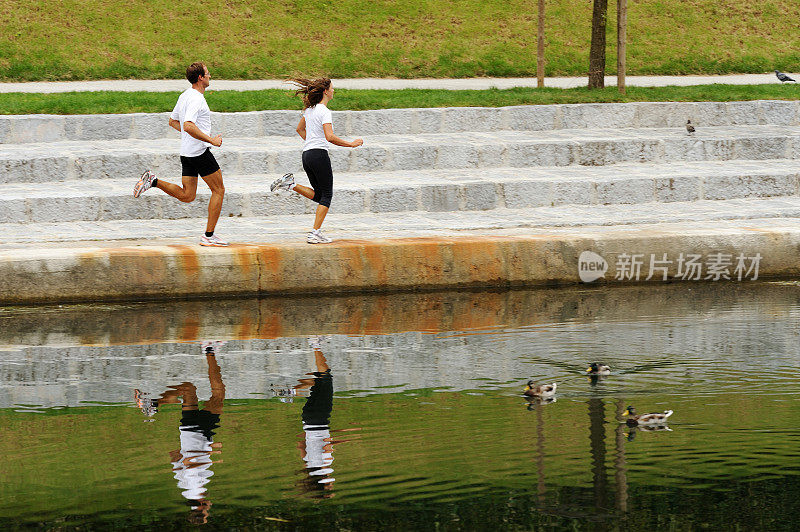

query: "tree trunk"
(588, 0), (608, 89)
(617, 0), (627, 93)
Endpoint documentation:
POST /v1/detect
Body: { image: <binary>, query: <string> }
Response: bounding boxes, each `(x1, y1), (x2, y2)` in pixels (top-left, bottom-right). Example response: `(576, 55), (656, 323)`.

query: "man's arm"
(183, 121), (222, 147)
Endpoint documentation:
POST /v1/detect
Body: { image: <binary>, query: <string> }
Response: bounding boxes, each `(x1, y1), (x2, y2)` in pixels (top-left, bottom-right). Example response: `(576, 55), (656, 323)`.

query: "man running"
(133, 62), (228, 247)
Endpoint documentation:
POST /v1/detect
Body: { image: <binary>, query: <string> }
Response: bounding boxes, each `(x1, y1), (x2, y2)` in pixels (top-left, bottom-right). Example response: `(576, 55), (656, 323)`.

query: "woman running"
(270, 78), (363, 244)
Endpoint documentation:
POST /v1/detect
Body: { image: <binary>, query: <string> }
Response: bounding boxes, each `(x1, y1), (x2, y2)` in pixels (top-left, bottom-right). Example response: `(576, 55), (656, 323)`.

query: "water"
(1, 284), (799, 530)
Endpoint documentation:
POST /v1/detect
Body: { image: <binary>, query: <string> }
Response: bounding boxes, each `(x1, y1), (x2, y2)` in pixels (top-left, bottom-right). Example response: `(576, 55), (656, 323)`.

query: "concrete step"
(2, 160), (799, 224)
(3, 196), (800, 246)
(2, 125), (799, 184)
(1, 100), (798, 144)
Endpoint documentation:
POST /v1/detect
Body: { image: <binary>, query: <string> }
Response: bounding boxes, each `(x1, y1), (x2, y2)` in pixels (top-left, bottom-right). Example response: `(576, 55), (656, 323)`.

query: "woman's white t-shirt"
(171, 88), (213, 157)
(303, 104), (333, 151)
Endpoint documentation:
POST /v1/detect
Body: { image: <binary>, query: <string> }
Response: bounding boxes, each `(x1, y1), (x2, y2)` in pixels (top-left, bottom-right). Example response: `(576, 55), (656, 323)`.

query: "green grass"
(1, 84), (799, 115)
(0, 1), (799, 81)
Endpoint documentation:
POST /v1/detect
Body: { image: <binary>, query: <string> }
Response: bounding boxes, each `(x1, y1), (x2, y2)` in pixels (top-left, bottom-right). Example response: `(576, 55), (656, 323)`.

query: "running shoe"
(133, 170), (156, 198)
(134, 389), (159, 417)
(307, 230), (332, 244)
(270, 172), (295, 192)
(308, 335), (322, 349)
(201, 340), (226, 354)
(200, 234), (229, 247)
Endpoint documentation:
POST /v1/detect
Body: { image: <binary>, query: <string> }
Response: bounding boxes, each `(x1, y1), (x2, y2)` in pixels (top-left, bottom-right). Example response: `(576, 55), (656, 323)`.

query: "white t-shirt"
(303, 426), (334, 478)
(303, 104), (333, 151)
(172, 428), (214, 501)
(171, 88), (213, 157)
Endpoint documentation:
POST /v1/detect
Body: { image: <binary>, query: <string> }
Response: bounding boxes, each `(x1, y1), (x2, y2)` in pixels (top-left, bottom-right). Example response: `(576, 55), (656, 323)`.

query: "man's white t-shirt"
(303, 104), (333, 151)
(171, 88), (213, 157)
(172, 428), (214, 501)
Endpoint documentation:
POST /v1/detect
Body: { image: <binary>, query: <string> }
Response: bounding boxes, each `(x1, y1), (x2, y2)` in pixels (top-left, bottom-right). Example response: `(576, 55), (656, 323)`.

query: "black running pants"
(301, 149), (334, 208)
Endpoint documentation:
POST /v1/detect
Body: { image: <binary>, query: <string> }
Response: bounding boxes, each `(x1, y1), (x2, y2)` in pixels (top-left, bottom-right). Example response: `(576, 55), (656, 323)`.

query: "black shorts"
(302, 149), (334, 208)
(302, 371), (333, 426)
(180, 148), (220, 178)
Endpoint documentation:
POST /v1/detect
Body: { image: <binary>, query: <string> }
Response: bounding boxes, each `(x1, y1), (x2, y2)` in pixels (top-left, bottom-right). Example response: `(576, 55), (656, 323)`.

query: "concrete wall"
(2, 224), (800, 305)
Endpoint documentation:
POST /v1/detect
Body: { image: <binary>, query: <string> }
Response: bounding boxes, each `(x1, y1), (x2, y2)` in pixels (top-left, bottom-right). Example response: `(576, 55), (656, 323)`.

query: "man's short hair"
(186, 62), (206, 84)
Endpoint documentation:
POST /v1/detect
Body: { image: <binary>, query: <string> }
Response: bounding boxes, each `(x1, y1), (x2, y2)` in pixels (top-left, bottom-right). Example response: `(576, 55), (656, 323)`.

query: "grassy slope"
(0, 1), (798, 81)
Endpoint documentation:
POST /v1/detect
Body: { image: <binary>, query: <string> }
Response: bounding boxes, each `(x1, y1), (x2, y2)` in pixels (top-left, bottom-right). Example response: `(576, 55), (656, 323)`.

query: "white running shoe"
(307, 230), (332, 244)
(200, 234), (229, 247)
(133, 170), (156, 198)
(270, 172), (295, 192)
(308, 335), (322, 349)
(201, 340), (226, 354)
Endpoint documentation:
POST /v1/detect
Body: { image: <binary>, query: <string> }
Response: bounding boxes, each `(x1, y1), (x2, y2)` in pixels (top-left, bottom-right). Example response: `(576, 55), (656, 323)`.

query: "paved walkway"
(0, 74), (791, 93)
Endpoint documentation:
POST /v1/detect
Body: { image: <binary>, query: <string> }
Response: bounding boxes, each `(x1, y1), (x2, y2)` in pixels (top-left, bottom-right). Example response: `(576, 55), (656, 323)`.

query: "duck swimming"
(622, 405), (673, 426)
(586, 363), (611, 375)
(523, 381), (557, 398)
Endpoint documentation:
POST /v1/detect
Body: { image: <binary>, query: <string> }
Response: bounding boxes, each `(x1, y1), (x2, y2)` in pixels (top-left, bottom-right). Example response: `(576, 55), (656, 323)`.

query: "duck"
(622, 405), (673, 427)
(526, 395), (557, 409)
(586, 363), (611, 375)
(523, 381), (557, 398)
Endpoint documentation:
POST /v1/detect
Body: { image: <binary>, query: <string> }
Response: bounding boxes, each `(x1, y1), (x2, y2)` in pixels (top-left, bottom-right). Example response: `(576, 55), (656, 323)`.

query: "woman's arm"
(296, 116), (307, 140)
(323, 123), (362, 147)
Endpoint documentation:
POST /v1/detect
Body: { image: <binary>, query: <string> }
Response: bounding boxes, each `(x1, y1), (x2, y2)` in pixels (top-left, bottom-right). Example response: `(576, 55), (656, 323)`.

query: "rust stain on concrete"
(231, 245), (254, 278)
(168, 245), (201, 286)
(363, 294), (389, 334)
(236, 309), (255, 339)
(179, 315), (201, 342)
(360, 242), (388, 286)
(451, 239), (505, 282)
(255, 245), (283, 291)
(258, 312), (283, 338)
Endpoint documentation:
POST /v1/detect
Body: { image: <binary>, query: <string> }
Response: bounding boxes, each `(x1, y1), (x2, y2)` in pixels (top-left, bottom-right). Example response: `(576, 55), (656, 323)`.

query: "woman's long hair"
(288, 77), (331, 110)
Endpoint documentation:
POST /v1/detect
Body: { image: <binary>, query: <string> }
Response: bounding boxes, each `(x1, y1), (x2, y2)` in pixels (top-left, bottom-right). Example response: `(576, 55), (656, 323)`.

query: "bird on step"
(686, 119), (695, 134)
(586, 363), (611, 375)
(622, 405), (673, 427)
(523, 381), (557, 398)
(775, 70), (796, 83)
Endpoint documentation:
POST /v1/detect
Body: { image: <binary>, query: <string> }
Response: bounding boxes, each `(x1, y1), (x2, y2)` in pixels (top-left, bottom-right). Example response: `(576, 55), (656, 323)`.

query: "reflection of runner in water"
(160, 342), (226, 524)
(295, 337), (335, 498)
(293, 337), (358, 499)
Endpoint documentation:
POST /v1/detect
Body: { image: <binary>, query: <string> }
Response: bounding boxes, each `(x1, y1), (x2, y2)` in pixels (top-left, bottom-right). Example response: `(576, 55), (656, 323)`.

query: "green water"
(1, 284), (799, 530)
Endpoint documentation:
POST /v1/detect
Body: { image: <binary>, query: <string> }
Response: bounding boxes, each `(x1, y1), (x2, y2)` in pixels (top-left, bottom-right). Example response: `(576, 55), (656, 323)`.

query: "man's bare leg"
(201, 170), (225, 233)
(204, 352), (226, 415)
(156, 175), (198, 203)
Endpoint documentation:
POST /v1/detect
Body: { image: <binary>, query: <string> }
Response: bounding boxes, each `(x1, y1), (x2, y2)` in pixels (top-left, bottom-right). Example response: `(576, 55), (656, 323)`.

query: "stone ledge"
(2, 224), (798, 304)
(2, 100), (798, 144)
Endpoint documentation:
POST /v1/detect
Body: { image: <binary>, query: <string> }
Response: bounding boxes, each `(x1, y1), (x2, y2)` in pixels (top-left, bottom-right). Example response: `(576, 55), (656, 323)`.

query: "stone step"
(2, 160), (799, 224)
(1, 100), (798, 144)
(3, 196), (800, 246)
(2, 125), (799, 184)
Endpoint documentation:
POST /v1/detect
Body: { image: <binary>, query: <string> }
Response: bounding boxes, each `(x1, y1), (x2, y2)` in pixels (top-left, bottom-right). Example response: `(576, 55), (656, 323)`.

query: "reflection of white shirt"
(303, 104), (333, 152)
(172, 428), (214, 501)
(303, 425), (334, 478)
(170, 88), (213, 157)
